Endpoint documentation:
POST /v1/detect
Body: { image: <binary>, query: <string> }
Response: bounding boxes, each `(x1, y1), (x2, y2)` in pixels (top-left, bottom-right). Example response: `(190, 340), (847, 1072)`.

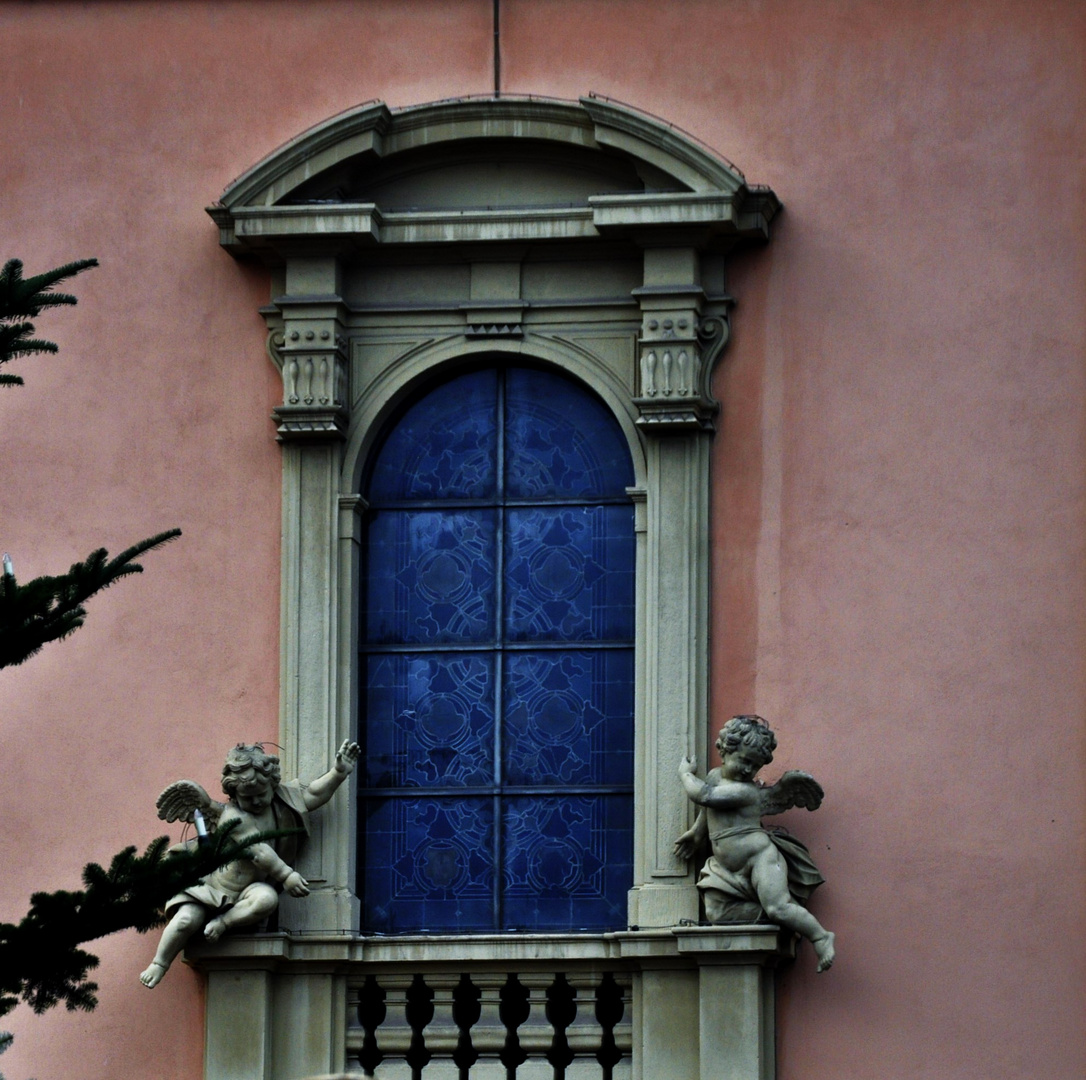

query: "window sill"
(186, 924), (794, 972)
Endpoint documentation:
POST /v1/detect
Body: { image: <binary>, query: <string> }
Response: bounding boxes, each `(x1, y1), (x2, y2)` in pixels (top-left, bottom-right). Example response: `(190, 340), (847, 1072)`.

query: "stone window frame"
(202, 95), (785, 1080)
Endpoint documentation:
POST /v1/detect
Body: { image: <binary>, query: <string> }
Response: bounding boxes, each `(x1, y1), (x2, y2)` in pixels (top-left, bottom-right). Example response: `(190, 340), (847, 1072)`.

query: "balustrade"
(346, 968), (631, 1079)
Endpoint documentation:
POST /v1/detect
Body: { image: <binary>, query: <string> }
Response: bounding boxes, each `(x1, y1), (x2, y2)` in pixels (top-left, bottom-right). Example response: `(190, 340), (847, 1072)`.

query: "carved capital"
(269, 309), (350, 442)
(634, 312), (729, 434)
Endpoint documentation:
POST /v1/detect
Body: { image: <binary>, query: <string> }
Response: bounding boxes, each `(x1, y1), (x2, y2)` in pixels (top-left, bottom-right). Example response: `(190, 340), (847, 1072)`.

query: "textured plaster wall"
(0, 2), (1083, 1079)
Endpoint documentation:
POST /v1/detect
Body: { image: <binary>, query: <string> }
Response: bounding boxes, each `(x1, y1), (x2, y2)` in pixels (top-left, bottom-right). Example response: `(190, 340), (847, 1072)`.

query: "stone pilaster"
(628, 248), (729, 929)
(266, 258), (359, 933)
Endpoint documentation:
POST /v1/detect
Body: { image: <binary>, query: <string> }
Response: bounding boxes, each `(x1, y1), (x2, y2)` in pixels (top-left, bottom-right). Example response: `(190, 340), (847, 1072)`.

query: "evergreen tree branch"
(0, 823), (297, 1019)
(0, 529), (182, 668)
(0, 258), (98, 385)
(0, 1029), (15, 1080)
(0, 259), (99, 316)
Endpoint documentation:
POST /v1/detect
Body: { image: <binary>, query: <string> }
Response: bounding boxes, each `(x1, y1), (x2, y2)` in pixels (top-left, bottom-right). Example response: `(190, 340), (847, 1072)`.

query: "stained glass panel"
(501, 795), (633, 931)
(363, 653), (494, 788)
(505, 367), (633, 499)
(365, 509), (497, 644)
(363, 796), (494, 933)
(368, 368), (498, 500)
(504, 506), (635, 642)
(503, 650), (633, 786)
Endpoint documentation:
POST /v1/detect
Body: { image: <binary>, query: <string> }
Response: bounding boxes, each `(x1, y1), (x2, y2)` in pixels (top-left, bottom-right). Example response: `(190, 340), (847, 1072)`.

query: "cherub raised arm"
(674, 715), (835, 972)
(140, 739), (360, 988)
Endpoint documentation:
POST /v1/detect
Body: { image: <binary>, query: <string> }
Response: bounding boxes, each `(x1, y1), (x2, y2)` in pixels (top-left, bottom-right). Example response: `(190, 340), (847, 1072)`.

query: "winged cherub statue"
(139, 739), (360, 988)
(674, 715), (835, 971)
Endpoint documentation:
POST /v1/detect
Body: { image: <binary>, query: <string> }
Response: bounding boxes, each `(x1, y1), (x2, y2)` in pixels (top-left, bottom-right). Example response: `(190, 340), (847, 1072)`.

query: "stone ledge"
(187, 924), (795, 973)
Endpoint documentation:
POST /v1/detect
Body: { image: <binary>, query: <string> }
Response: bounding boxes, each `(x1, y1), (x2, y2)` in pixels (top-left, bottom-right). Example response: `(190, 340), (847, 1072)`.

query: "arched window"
(359, 364), (635, 933)
(208, 96), (784, 1079)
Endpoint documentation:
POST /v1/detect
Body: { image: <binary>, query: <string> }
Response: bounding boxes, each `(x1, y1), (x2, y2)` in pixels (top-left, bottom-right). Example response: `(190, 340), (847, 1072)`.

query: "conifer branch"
(0, 258), (98, 386)
(0, 529), (183, 668)
(0, 823), (296, 1019)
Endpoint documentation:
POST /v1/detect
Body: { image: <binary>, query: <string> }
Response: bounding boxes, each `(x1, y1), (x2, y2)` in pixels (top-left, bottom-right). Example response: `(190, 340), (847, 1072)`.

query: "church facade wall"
(1, 3), (1082, 1079)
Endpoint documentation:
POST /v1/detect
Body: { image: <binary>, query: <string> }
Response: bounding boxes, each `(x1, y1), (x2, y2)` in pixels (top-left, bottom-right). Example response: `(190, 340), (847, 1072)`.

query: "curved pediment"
(209, 95), (779, 257)
(284, 138), (672, 212)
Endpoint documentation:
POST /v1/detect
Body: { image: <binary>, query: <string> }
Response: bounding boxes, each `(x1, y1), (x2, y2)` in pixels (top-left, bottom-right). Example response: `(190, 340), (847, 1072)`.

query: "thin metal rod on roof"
(493, 0), (502, 98)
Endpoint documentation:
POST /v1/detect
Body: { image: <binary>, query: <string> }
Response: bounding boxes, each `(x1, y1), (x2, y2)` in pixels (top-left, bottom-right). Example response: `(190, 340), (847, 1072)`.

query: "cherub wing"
(155, 780), (227, 827)
(758, 770), (824, 817)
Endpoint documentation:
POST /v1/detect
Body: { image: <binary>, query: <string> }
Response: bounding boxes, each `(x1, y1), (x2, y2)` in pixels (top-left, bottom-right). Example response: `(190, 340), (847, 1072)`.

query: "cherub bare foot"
(139, 960), (168, 988)
(204, 917), (228, 942)
(814, 931), (835, 972)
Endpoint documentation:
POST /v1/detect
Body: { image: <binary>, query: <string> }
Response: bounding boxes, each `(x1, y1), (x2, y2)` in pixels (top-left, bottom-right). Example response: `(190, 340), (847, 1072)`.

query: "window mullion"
(493, 367), (506, 931)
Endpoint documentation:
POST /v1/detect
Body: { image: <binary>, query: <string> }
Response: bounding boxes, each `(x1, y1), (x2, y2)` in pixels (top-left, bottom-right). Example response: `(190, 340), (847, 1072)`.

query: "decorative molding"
(337, 493), (367, 541)
(580, 94), (747, 194)
(352, 337), (437, 411)
(282, 348), (347, 408)
(190, 924), (794, 968)
(463, 298), (527, 338)
(266, 293), (350, 441)
(633, 403), (718, 432)
(465, 322), (523, 338)
(632, 290), (731, 434)
(272, 405), (349, 441)
(265, 328), (285, 372)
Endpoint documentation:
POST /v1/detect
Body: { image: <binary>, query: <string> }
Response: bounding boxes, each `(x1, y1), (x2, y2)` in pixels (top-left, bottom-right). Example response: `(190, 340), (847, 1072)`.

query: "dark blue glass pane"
(362, 796), (494, 933)
(360, 365), (638, 934)
(363, 653), (494, 788)
(503, 651), (634, 786)
(505, 367), (634, 499)
(504, 506), (635, 642)
(365, 510), (496, 644)
(501, 795), (633, 931)
(368, 369), (498, 500)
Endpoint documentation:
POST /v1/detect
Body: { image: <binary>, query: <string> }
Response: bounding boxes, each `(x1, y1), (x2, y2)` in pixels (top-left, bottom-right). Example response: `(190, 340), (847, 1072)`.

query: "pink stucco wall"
(1, 2), (1082, 1078)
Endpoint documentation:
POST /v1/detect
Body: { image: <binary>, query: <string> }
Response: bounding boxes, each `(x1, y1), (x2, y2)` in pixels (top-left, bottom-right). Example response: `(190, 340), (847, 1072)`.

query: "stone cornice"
(214, 197), (777, 256)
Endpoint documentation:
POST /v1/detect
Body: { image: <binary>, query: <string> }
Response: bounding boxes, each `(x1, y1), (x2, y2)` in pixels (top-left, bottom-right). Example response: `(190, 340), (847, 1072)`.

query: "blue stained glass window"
(504, 506), (634, 642)
(363, 796), (495, 934)
(502, 796), (633, 932)
(363, 653), (494, 788)
(360, 365), (635, 933)
(503, 651), (633, 786)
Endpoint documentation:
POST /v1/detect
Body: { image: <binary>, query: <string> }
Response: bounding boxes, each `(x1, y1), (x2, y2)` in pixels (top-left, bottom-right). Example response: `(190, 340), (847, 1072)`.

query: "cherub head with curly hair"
(715, 714), (777, 769)
(221, 743), (281, 809)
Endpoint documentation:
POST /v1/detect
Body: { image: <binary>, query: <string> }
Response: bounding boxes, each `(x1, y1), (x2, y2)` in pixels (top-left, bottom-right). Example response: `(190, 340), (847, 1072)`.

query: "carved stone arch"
(203, 95), (785, 1080)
